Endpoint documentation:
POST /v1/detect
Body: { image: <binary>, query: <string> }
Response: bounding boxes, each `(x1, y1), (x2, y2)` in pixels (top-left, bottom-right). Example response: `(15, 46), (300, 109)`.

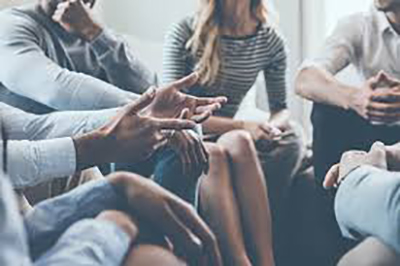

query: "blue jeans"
(116, 148), (201, 204)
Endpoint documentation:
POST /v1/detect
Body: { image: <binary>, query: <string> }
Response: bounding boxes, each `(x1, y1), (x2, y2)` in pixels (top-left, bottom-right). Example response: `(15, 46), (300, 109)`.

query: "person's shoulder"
(0, 5), (43, 36)
(257, 22), (286, 45)
(166, 15), (195, 42)
(335, 11), (369, 32)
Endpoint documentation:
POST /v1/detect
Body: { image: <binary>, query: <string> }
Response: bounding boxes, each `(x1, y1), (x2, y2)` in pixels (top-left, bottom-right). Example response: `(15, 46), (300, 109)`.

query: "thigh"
(338, 238), (400, 266)
(311, 103), (372, 183)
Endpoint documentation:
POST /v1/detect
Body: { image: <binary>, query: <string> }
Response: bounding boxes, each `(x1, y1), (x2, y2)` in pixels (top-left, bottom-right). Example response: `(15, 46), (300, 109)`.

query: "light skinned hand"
(323, 142), (388, 189)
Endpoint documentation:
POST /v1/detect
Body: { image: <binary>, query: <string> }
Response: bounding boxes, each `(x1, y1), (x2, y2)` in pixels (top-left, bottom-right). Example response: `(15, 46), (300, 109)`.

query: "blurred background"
(0, 0), (371, 140)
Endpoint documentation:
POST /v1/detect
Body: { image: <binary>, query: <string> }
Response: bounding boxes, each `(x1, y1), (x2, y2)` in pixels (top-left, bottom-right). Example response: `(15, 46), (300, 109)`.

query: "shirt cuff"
(90, 29), (119, 57)
(9, 138), (76, 189)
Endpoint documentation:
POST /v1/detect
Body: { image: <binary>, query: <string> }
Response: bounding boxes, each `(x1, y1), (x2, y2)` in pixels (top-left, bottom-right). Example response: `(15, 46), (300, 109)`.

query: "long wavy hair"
(187, 0), (269, 85)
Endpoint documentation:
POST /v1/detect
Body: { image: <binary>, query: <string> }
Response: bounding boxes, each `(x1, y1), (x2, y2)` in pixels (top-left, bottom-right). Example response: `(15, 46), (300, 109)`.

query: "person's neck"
(385, 6), (400, 34)
(221, 0), (257, 35)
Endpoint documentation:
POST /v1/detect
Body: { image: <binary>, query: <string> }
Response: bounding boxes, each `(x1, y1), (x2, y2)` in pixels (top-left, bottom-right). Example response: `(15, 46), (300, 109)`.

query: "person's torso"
(0, 5), (108, 114)
(353, 9), (400, 80)
(179, 18), (284, 118)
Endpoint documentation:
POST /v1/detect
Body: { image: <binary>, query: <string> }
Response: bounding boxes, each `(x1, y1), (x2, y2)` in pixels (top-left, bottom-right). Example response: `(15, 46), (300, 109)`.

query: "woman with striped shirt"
(163, 0), (303, 265)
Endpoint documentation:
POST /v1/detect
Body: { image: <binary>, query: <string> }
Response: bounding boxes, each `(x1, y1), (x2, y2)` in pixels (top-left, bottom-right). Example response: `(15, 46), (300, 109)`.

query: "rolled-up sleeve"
(335, 165), (400, 254)
(24, 179), (126, 259)
(301, 14), (364, 75)
(8, 138), (76, 189)
(34, 219), (131, 266)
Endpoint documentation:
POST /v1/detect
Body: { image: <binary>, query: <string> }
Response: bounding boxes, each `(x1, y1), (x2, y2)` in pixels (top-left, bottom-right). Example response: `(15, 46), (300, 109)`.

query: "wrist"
(81, 23), (103, 41)
(73, 129), (108, 171)
(346, 86), (360, 111)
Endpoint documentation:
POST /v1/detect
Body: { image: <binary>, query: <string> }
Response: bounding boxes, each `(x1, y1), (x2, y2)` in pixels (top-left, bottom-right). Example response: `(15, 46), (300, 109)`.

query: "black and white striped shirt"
(163, 16), (288, 118)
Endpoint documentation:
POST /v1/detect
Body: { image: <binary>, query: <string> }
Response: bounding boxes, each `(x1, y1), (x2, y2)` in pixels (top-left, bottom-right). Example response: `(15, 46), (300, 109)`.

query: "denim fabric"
(24, 179), (127, 260)
(0, 176), (131, 266)
(116, 147), (202, 205)
(34, 219), (130, 266)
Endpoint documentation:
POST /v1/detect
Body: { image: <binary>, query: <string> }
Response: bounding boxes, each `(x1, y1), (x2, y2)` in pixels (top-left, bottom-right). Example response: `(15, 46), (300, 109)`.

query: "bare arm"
(296, 66), (357, 110)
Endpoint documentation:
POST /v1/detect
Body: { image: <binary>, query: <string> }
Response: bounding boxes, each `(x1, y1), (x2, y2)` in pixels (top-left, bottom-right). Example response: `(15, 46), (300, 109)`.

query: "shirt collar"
(375, 8), (394, 35)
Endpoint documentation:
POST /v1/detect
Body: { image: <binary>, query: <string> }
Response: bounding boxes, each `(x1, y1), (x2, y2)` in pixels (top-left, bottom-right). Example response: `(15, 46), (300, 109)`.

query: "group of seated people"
(1, 0), (400, 265)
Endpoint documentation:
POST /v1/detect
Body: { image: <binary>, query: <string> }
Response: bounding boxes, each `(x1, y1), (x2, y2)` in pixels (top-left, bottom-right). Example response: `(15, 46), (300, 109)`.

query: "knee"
(97, 210), (138, 239)
(124, 245), (187, 266)
(218, 130), (255, 158)
(207, 143), (228, 164)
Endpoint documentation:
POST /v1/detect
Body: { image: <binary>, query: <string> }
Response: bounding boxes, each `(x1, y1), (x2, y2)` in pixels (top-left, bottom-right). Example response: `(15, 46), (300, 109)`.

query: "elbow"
(294, 67), (312, 98)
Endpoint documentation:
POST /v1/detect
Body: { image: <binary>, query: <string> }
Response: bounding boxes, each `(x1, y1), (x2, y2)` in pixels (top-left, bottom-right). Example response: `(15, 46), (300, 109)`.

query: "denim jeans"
(116, 148), (202, 205)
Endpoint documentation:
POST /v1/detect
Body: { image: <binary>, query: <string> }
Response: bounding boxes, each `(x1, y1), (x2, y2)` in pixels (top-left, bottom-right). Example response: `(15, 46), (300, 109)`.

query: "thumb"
(173, 72), (199, 91)
(368, 141), (387, 169)
(126, 88), (156, 114)
(323, 164), (340, 189)
(179, 108), (190, 120)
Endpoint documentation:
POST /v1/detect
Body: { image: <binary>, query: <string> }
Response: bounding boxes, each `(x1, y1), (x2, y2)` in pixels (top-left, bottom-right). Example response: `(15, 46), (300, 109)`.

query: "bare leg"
(199, 143), (252, 266)
(124, 245), (187, 266)
(218, 130), (275, 266)
(338, 238), (400, 266)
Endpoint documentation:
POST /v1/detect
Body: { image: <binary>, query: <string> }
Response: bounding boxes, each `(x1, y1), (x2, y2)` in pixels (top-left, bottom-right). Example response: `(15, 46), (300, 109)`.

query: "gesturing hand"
(110, 173), (223, 266)
(144, 73), (227, 123)
(169, 130), (209, 177)
(323, 142), (388, 189)
(52, 0), (102, 41)
(74, 90), (196, 168)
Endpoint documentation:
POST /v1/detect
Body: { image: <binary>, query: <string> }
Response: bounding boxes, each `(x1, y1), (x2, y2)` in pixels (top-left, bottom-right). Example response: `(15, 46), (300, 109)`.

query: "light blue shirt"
(0, 102), (118, 188)
(335, 165), (400, 254)
(0, 174), (131, 266)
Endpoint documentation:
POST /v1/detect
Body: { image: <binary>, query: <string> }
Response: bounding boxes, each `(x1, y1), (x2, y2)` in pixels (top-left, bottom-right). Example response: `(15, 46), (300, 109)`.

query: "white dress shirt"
(304, 6), (400, 79)
(1, 103), (118, 188)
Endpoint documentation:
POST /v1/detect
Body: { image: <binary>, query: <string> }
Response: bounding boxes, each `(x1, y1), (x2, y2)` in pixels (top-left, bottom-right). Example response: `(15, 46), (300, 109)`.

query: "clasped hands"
(351, 71), (400, 125)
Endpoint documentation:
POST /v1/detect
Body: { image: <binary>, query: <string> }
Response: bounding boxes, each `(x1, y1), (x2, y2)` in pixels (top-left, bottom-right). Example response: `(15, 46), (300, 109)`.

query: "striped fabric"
(163, 16), (288, 118)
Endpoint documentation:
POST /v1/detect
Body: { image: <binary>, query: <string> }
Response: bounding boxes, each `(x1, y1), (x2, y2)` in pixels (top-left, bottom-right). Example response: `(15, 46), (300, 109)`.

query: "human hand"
(169, 130), (209, 177)
(74, 90), (196, 168)
(242, 121), (282, 142)
(144, 73), (227, 123)
(269, 109), (292, 132)
(323, 142), (388, 189)
(350, 72), (400, 124)
(52, 0), (102, 41)
(110, 172), (223, 266)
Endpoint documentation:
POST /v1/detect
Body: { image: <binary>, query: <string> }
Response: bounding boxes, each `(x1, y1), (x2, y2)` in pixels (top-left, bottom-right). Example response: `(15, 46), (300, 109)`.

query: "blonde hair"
(187, 0), (269, 85)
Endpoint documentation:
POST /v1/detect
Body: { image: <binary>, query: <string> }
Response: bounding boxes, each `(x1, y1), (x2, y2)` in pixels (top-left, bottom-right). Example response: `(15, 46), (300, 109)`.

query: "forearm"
(202, 116), (244, 135)
(24, 179), (126, 260)
(295, 66), (357, 110)
(335, 166), (400, 254)
(1, 103), (118, 140)
(0, 47), (138, 110)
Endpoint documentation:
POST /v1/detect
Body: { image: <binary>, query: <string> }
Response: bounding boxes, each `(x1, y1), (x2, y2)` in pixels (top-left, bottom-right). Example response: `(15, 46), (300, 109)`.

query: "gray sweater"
(0, 4), (155, 114)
